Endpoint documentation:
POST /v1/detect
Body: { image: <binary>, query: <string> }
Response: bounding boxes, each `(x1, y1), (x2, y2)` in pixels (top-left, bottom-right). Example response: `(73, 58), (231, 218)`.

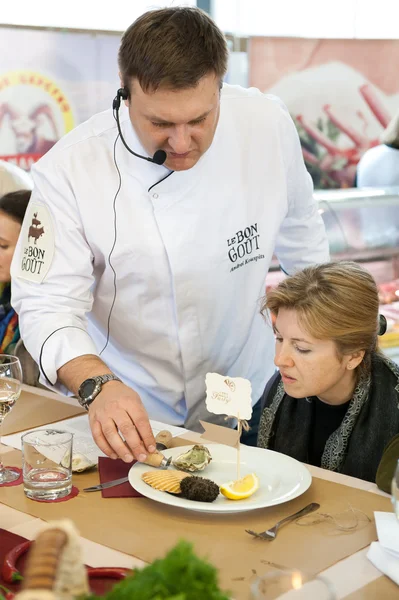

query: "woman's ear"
(346, 350), (365, 370)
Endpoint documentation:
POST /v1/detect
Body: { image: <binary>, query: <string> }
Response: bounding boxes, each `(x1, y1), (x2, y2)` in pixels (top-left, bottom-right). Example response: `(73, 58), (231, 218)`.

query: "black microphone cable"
(100, 90), (172, 355)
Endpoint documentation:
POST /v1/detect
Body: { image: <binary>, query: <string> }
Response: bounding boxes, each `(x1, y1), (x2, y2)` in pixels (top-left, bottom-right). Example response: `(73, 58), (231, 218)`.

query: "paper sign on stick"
(199, 420), (240, 448)
(205, 373), (253, 420)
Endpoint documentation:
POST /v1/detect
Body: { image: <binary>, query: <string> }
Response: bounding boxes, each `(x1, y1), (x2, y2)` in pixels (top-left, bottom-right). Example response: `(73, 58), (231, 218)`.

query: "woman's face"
(273, 308), (362, 405)
(0, 212), (22, 283)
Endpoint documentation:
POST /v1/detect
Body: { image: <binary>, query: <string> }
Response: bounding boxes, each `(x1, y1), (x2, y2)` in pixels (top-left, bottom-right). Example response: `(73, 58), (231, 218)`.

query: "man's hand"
(57, 355), (156, 462)
(88, 380), (156, 462)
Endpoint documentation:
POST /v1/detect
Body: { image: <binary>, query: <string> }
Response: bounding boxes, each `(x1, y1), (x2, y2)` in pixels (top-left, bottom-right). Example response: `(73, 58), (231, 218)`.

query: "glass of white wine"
(0, 354), (23, 483)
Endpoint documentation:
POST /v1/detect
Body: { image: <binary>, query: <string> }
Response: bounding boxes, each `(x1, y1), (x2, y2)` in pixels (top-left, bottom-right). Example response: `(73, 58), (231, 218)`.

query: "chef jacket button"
(153, 193), (159, 199)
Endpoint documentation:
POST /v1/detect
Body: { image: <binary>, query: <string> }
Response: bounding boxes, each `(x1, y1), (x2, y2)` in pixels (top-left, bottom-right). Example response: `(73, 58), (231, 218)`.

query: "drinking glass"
(251, 570), (336, 599)
(22, 429), (73, 500)
(391, 459), (399, 520)
(0, 355), (23, 484)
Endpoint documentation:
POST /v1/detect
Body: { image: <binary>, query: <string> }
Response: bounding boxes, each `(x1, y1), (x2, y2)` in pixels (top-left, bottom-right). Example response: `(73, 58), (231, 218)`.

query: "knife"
(155, 429), (173, 451)
(83, 430), (174, 492)
(143, 430), (173, 468)
(84, 476), (130, 492)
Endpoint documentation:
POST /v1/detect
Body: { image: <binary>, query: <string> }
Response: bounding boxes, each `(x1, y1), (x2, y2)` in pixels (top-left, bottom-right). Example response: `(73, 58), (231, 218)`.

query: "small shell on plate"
(172, 445), (212, 472)
(142, 470), (191, 494)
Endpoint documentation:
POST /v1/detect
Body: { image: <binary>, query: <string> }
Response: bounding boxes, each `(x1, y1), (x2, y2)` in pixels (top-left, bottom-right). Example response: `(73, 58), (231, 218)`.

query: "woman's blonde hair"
(261, 261), (380, 376)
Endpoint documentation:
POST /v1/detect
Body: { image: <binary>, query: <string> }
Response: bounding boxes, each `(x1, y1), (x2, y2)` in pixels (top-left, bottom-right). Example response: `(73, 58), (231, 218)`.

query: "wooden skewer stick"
(237, 412), (242, 480)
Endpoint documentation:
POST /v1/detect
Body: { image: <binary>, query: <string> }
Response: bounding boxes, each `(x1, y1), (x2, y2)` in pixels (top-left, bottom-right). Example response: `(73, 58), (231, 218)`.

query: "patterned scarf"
(257, 353), (399, 482)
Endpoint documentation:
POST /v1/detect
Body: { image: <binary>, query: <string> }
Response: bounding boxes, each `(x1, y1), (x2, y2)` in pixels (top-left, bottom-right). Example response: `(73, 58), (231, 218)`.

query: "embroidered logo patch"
(15, 202), (55, 283)
(226, 222), (265, 273)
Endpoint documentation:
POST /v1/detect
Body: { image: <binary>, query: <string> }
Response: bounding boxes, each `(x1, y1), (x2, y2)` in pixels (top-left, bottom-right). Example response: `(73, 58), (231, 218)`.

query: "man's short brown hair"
(118, 7), (228, 94)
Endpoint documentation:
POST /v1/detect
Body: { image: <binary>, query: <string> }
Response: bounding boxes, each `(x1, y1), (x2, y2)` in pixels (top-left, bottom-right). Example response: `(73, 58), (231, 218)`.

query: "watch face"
(80, 378), (97, 400)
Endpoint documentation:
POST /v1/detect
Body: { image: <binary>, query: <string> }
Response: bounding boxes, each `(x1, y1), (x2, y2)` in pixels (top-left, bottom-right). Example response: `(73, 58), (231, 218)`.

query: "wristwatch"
(77, 374), (121, 410)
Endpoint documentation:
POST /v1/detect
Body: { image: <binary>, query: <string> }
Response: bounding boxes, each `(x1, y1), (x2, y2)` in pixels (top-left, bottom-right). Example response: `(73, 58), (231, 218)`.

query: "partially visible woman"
(0, 190), (30, 354)
(257, 261), (399, 483)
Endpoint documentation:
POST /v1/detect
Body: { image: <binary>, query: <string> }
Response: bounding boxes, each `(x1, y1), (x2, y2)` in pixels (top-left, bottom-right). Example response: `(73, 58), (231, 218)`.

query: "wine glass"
(0, 355), (23, 483)
(251, 570), (336, 599)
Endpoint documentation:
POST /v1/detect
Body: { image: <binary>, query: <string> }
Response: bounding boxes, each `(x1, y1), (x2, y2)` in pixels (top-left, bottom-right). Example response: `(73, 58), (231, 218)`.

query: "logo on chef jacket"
(16, 203), (55, 283)
(227, 222), (265, 272)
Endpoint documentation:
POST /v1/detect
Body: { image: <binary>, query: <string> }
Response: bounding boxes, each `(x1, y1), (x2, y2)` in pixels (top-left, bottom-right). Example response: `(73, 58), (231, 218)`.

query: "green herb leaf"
(83, 541), (231, 600)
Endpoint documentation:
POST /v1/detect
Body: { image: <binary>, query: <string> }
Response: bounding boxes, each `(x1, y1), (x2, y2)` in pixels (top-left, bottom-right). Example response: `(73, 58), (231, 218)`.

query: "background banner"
(0, 26), (120, 170)
(249, 38), (399, 188)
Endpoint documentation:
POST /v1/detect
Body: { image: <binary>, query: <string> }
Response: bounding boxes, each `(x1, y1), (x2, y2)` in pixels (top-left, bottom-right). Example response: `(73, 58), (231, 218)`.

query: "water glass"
(22, 429), (73, 500)
(251, 570), (336, 599)
(392, 459), (399, 520)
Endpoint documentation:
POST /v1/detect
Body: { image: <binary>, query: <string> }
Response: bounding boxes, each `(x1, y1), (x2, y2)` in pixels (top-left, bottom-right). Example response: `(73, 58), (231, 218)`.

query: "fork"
(245, 502), (320, 540)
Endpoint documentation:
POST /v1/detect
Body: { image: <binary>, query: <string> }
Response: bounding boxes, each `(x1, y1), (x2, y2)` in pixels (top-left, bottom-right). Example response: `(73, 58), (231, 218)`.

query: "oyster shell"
(71, 453), (96, 473)
(172, 445), (212, 472)
(60, 450), (96, 472)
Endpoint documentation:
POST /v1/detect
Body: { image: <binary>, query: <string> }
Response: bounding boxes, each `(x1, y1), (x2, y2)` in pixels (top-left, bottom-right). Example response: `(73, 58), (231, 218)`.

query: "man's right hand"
(88, 380), (156, 462)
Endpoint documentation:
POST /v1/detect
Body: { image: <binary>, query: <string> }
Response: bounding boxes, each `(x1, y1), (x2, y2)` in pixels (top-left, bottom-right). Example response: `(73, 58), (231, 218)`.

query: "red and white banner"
(249, 38), (399, 188)
(0, 27), (120, 170)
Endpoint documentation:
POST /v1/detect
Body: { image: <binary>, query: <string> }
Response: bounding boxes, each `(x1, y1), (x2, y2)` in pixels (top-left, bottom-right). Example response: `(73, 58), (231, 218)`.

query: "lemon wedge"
(220, 473), (260, 500)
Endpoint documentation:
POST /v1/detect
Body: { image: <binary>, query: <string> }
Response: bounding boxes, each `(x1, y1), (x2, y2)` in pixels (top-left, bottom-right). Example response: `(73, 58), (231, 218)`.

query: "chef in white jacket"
(11, 7), (329, 463)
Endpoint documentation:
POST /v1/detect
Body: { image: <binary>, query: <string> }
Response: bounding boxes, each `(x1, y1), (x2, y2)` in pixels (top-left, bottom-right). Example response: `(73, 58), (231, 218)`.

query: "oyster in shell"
(71, 453), (96, 473)
(173, 445), (212, 472)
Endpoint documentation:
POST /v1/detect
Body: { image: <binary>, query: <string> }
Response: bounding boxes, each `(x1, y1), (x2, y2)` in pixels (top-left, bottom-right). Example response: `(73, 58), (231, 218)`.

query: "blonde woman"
(257, 261), (398, 482)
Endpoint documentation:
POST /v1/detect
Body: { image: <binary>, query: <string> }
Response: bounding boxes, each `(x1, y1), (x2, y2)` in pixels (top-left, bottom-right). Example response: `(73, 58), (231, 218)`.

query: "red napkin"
(0, 467), (23, 487)
(98, 457), (143, 498)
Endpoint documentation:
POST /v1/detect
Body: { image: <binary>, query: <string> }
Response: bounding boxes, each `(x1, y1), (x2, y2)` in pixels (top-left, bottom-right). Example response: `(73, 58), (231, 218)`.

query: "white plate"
(129, 444), (312, 513)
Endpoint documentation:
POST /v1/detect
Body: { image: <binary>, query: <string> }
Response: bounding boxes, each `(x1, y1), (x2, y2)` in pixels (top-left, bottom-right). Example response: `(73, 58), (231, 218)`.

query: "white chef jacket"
(357, 144), (399, 187)
(11, 84), (329, 430)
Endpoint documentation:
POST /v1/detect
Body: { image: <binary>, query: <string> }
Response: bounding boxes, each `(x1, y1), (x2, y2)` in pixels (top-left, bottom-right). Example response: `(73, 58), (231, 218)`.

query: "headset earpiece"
(112, 88), (129, 111)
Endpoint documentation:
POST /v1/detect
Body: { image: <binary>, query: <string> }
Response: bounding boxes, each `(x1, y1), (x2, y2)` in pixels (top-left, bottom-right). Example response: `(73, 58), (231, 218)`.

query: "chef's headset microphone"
(112, 88), (167, 166)
(100, 88), (168, 356)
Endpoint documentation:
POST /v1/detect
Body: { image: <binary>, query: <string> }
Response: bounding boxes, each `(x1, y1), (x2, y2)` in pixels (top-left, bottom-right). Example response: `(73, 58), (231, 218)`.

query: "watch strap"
(97, 373), (122, 386)
(78, 373), (121, 410)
